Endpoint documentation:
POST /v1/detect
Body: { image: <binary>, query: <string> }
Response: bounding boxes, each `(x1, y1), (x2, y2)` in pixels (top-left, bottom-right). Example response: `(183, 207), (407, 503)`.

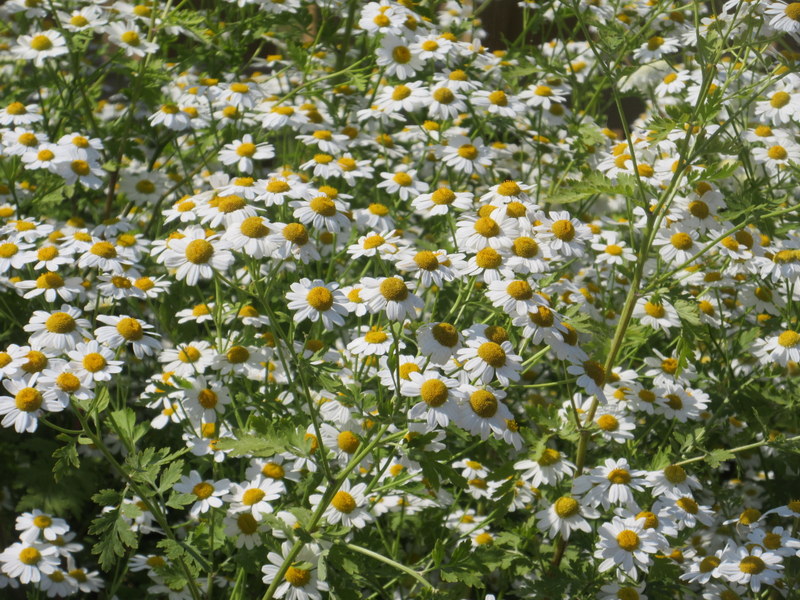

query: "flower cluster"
(1, 0), (800, 599)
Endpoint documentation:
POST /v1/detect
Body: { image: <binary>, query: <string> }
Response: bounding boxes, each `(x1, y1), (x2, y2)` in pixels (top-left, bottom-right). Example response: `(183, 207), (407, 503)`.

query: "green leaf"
(674, 299), (702, 327)
(108, 408), (137, 446)
(52, 435), (80, 482)
(89, 506), (138, 570)
(88, 386), (111, 417)
(705, 448), (735, 468)
(543, 172), (637, 205)
(214, 435), (281, 458)
(158, 459), (185, 494)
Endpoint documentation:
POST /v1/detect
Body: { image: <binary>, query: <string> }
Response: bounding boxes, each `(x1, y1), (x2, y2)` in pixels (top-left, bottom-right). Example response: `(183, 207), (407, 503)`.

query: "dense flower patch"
(0, 0), (799, 598)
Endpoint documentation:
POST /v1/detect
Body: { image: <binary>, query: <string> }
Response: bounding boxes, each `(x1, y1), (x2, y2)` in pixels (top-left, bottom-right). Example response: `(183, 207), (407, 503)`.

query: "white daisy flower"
(359, 276), (424, 321)
(94, 315), (162, 359)
(411, 187), (473, 218)
(440, 135), (493, 175)
(633, 297), (681, 332)
(534, 210), (592, 257)
(515, 447), (576, 487)
(401, 369), (462, 431)
(218, 134), (275, 173)
(454, 385), (514, 443)
(15, 510), (70, 544)
(15, 271), (83, 303)
(311, 480), (372, 528)
(23, 305), (91, 352)
(376, 35), (423, 80)
(162, 227), (234, 286)
(594, 516), (662, 579)
(416, 322), (462, 364)
(286, 278), (349, 328)
(225, 475), (285, 519)
(223, 511), (264, 550)
(457, 339), (522, 385)
(12, 30), (68, 66)
(573, 457), (647, 510)
(174, 471), (231, 518)
(536, 495), (598, 540)
(67, 340), (123, 384)
(261, 541), (328, 600)
(0, 541), (60, 584)
(716, 545), (784, 593)
(346, 326), (399, 357)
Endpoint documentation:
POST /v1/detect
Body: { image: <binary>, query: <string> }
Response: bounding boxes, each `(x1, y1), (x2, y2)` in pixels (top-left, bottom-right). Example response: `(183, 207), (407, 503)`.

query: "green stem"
(344, 543), (432, 591)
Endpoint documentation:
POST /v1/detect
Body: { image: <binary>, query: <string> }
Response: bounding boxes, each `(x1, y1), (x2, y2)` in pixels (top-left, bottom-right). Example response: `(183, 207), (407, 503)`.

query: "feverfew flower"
(594, 516), (661, 579)
(286, 279), (349, 328)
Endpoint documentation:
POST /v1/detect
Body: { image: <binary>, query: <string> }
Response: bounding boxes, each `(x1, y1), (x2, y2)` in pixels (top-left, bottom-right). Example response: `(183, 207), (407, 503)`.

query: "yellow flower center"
(785, 2), (800, 19)
(236, 142), (256, 157)
(695, 556), (720, 572)
(553, 496), (579, 518)
(337, 431), (360, 454)
(237, 513), (258, 534)
(469, 390), (498, 418)
(36, 272), (63, 289)
(91, 241), (117, 258)
(477, 341), (507, 368)
(197, 389), (217, 409)
(306, 287), (334, 311)
(364, 331), (388, 344)
(616, 530), (640, 551)
(226, 346), (250, 363)
(193, 482), (214, 499)
(607, 468), (631, 484)
(458, 144), (479, 159)
(46, 312), (76, 333)
(738, 556), (766, 574)
(379, 277), (409, 301)
(57, 372), (81, 392)
(676, 497), (698, 514)
(282, 223), (308, 245)
(30, 35), (53, 51)
(488, 90), (508, 106)
(332, 490), (357, 513)
(778, 330), (800, 347)
(643, 301), (666, 318)
(771, 91), (791, 108)
(185, 239), (214, 264)
(242, 488), (265, 505)
(121, 31), (141, 46)
(262, 462), (285, 479)
(19, 547), (41, 565)
(431, 188), (456, 205)
(511, 237), (538, 258)
(15, 387), (43, 412)
(284, 566), (311, 587)
(413, 250), (440, 271)
(636, 511), (659, 529)
(663, 464), (686, 483)
(116, 317), (144, 341)
(392, 172), (413, 186)
(420, 379), (448, 406)
(551, 219), (575, 241)
(597, 414), (619, 431)
(431, 322), (458, 347)
(309, 196), (336, 216)
(533, 448), (559, 467)
(474, 217), (500, 238)
(670, 232), (693, 250)
(433, 87), (455, 103)
(392, 45), (411, 64)
(506, 280), (533, 300)
(82, 352), (107, 372)
(739, 508), (761, 524)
